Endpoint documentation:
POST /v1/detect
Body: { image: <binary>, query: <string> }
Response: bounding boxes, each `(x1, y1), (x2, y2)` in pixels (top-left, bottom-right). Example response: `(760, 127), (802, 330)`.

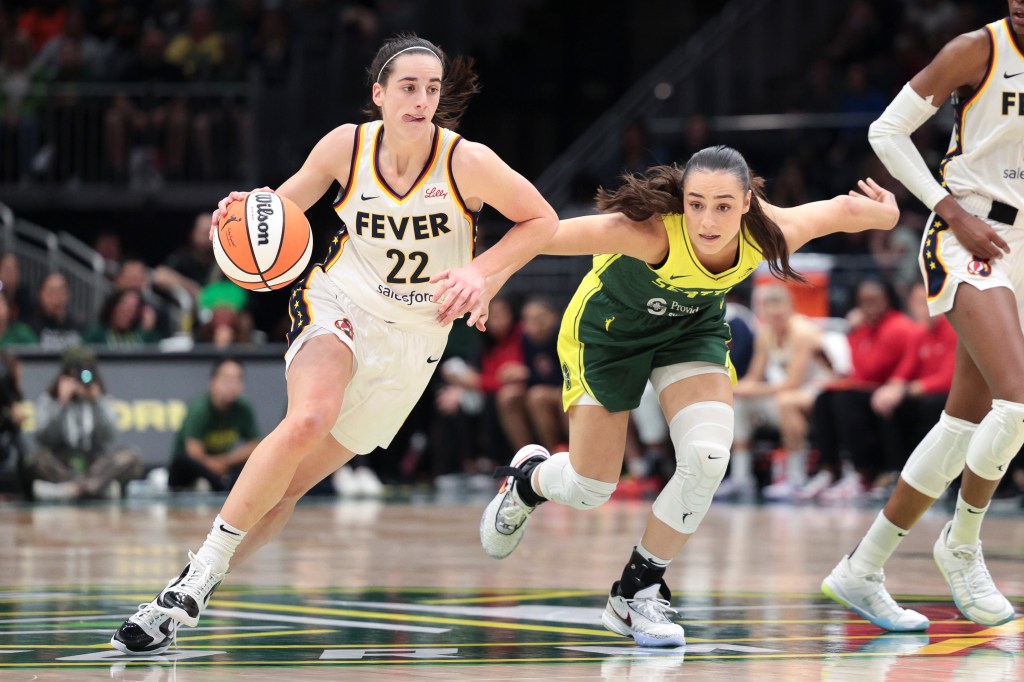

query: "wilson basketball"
(213, 192), (313, 291)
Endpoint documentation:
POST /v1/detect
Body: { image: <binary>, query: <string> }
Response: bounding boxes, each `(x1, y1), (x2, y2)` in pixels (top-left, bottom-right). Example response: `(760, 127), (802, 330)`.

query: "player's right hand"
(937, 196), (1009, 261)
(209, 187), (273, 240)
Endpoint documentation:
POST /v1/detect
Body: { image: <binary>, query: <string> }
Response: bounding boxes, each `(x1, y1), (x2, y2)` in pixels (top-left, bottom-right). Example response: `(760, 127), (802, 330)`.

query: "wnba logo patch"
(967, 259), (992, 277)
(334, 318), (354, 339)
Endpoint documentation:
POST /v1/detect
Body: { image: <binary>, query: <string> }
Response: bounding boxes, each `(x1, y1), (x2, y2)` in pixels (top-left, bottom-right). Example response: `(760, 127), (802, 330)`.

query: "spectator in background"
(104, 25), (186, 183)
(0, 253), (34, 322)
(870, 282), (956, 495)
(803, 279), (915, 503)
(0, 294), (37, 346)
(92, 230), (123, 280)
(114, 257), (173, 338)
(153, 212), (217, 301)
(16, 0), (66, 52)
(29, 271), (84, 350)
(0, 34), (43, 182)
(31, 7), (106, 80)
(27, 346), (143, 500)
(167, 358), (259, 492)
(83, 288), (161, 347)
(0, 348), (27, 482)
(519, 297), (567, 452)
(194, 280), (254, 347)
(722, 284), (832, 500)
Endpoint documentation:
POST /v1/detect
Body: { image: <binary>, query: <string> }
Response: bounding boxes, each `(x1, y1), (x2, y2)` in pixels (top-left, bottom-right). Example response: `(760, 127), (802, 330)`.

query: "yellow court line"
(177, 629), (335, 643)
(916, 637), (995, 655)
(213, 600), (611, 637)
(973, 617), (1024, 636)
(420, 590), (604, 605)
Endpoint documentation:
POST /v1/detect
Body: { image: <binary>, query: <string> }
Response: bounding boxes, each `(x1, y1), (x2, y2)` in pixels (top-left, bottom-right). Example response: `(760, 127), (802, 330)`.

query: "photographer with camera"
(27, 347), (143, 500)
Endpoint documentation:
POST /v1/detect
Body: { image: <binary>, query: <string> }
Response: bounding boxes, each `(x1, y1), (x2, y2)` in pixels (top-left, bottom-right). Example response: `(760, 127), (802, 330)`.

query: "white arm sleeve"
(868, 83), (949, 211)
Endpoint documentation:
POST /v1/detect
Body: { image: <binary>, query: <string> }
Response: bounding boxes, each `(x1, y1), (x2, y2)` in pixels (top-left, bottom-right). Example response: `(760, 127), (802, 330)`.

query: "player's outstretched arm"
(542, 212), (668, 263)
(770, 178), (900, 253)
(433, 141), (558, 329)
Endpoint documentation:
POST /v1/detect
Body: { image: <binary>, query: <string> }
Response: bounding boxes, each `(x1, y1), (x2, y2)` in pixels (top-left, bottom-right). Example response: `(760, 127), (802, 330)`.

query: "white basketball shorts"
(284, 271), (448, 454)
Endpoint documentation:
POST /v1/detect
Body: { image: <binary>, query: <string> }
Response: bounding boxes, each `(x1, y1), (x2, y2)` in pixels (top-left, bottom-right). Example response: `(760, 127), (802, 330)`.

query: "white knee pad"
(652, 401), (734, 534)
(901, 411), (977, 498)
(535, 451), (616, 510)
(966, 399), (1024, 481)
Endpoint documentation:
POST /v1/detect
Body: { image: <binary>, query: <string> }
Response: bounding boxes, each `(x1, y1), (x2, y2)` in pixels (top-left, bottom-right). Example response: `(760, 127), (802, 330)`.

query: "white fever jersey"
(320, 120), (477, 329)
(940, 17), (1024, 208)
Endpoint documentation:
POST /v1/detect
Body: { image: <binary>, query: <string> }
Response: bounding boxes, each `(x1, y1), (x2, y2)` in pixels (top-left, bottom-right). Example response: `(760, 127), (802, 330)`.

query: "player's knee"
(967, 399), (1024, 480)
(535, 451), (615, 510)
(284, 408), (337, 443)
(652, 401), (734, 534)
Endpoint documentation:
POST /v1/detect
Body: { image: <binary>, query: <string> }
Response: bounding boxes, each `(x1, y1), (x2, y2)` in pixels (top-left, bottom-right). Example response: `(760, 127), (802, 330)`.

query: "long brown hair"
(364, 34), (480, 131)
(597, 145), (804, 282)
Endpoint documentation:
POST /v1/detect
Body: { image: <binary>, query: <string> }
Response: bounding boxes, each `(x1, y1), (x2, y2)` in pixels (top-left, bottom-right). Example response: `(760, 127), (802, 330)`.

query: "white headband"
(377, 46), (443, 84)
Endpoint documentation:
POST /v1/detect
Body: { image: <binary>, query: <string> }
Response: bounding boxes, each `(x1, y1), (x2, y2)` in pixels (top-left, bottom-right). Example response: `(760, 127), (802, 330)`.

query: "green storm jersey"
(574, 213), (764, 320)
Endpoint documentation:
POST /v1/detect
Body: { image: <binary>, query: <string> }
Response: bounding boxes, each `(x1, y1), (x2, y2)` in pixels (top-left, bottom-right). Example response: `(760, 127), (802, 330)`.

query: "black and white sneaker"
(480, 445), (549, 559)
(110, 600), (177, 655)
(155, 551), (225, 627)
(601, 580), (685, 647)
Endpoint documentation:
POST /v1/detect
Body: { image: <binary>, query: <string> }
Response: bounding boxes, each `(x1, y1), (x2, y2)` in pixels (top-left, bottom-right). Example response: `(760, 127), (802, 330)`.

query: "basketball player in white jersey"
(110, 34), (557, 654)
(822, 1), (1024, 631)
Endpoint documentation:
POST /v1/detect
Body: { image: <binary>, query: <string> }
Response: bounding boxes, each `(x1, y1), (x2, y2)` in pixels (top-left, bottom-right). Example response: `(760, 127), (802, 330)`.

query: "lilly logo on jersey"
(967, 259), (992, 277)
(423, 184), (450, 203)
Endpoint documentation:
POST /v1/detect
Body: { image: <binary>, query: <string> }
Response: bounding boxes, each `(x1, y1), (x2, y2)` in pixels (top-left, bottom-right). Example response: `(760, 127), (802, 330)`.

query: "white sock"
(847, 511), (908, 576)
(196, 514), (247, 574)
(636, 541), (671, 568)
(786, 449), (808, 486)
(947, 492), (987, 549)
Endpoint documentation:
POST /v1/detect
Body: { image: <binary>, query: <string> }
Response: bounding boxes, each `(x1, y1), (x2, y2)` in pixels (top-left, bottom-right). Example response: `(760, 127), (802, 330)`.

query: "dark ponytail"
(364, 34), (480, 131)
(598, 145), (804, 282)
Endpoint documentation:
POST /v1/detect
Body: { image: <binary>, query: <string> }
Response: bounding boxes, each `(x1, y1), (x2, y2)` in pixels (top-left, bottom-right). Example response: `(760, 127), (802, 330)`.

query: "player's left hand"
(431, 264), (488, 329)
(849, 178), (899, 228)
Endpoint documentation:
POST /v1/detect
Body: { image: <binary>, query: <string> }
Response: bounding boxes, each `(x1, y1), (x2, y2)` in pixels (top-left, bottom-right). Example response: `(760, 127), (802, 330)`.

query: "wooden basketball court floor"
(3, 494), (1023, 681)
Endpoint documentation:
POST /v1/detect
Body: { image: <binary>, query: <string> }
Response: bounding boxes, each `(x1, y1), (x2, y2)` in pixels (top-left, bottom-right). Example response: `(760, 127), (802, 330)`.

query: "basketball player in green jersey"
(481, 145), (899, 647)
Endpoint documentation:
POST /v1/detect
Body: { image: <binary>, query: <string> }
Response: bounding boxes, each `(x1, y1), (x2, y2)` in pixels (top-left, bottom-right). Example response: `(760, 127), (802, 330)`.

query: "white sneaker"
(479, 445), (549, 559)
(332, 466), (359, 497)
(762, 479), (798, 501)
(933, 521), (1015, 626)
(713, 476), (755, 501)
(601, 582), (685, 647)
(32, 479), (79, 501)
(821, 555), (929, 631)
(819, 472), (866, 505)
(155, 551), (225, 627)
(353, 467), (384, 497)
(793, 470), (834, 502)
(110, 600), (177, 655)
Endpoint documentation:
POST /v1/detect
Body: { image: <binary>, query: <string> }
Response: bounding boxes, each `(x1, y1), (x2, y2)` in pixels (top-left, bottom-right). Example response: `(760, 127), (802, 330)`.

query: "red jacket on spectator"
(17, 6), (66, 51)
(479, 325), (525, 394)
(843, 309), (917, 388)
(890, 316), (956, 394)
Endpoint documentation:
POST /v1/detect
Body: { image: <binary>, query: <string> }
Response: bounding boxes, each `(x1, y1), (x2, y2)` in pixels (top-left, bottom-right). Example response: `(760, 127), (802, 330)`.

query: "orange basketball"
(212, 191), (313, 291)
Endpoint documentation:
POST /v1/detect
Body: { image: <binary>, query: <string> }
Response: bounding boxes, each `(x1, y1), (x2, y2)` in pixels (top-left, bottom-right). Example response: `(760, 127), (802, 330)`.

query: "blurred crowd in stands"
(1, 0), (1022, 506)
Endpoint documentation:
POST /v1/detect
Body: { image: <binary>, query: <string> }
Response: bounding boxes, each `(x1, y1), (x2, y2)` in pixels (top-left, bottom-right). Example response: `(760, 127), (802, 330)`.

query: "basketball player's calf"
(603, 401), (733, 647)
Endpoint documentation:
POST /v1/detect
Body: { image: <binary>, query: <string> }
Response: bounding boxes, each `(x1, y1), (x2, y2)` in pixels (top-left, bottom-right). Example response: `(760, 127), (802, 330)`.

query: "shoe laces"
(133, 601), (167, 628)
(949, 545), (998, 597)
(496, 493), (532, 532)
(626, 593), (678, 624)
(178, 551), (222, 600)
(860, 571), (906, 617)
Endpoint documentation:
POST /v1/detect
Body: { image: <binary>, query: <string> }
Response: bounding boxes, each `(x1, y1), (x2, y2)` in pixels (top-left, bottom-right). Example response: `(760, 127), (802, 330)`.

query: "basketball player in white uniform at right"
(823, 1), (1024, 631)
(110, 34), (557, 654)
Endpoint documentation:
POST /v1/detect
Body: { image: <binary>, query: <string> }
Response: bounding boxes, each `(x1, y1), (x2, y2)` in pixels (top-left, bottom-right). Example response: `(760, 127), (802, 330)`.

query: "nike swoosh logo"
(966, 508), (984, 514)
(219, 524), (241, 536)
(707, 455), (725, 459)
(426, 356), (441, 364)
(668, 274), (692, 281)
(360, 193), (378, 200)
(897, 532), (907, 537)
(1005, 71), (1024, 79)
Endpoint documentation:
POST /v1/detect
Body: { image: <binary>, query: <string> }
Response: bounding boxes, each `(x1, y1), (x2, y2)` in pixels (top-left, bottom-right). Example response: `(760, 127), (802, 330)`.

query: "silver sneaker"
(479, 445), (549, 559)
(822, 555), (929, 631)
(601, 581), (685, 647)
(933, 520), (1015, 626)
